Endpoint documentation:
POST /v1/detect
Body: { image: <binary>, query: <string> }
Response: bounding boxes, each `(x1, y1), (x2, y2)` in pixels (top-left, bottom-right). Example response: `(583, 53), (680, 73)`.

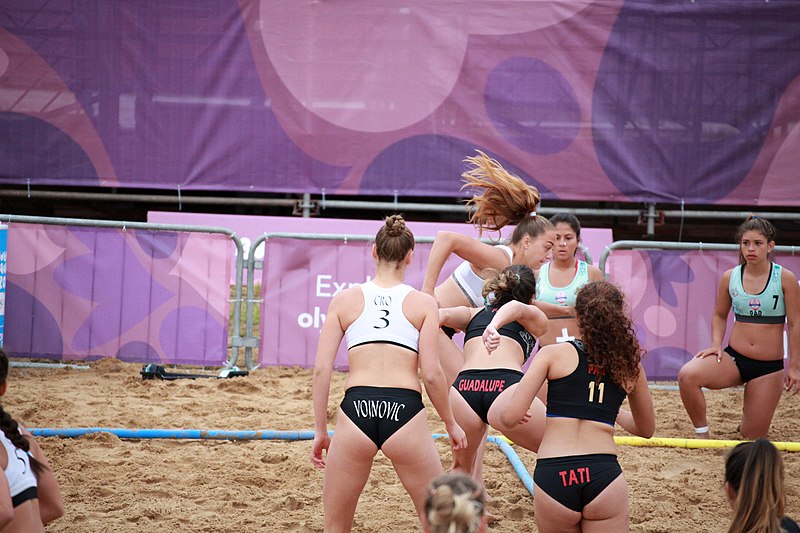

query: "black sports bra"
(463, 307), (536, 363)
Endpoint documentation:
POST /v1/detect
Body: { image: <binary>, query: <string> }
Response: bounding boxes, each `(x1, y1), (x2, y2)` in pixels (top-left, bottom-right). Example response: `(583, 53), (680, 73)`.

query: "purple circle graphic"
(485, 57), (581, 155)
(361, 135), (551, 197)
(592, 3), (800, 202)
(135, 230), (179, 259)
(116, 341), (160, 363)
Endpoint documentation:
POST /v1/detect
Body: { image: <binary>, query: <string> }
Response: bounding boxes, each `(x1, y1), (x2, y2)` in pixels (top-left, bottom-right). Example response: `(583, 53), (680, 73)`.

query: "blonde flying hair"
(425, 472), (485, 533)
(461, 150), (553, 242)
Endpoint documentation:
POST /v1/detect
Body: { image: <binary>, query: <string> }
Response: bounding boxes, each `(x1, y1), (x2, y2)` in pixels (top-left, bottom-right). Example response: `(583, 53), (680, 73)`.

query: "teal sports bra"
(536, 260), (589, 309)
(729, 263), (786, 324)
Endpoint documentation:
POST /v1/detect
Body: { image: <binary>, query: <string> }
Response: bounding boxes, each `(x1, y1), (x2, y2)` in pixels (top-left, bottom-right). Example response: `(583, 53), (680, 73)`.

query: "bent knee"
(677, 366), (700, 387)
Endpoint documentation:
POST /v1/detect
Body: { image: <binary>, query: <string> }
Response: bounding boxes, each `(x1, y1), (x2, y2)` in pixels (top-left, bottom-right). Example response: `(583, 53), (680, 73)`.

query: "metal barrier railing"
(0, 214), (598, 370)
(241, 233), (437, 370)
(0, 214), (246, 367)
(240, 233), (593, 369)
(599, 239), (799, 277)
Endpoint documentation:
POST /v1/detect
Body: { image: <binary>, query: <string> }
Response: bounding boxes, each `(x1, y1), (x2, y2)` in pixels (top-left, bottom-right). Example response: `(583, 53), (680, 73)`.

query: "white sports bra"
(450, 245), (514, 307)
(0, 430), (38, 507)
(345, 281), (419, 352)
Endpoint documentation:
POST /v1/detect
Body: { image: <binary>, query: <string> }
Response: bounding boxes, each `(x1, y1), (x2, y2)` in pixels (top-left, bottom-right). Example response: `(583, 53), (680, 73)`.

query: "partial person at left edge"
(0, 347), (64, 532)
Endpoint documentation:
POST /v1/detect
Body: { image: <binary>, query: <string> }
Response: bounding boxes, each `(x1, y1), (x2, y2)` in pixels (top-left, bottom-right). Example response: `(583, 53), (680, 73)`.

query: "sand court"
(12, 359), (800, 532)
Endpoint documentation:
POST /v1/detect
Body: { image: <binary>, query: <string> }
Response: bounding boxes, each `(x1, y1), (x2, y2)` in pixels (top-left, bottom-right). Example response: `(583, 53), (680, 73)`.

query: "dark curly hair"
(574, 281), (643, 388)
(481, 264), (536, 309)
(0, 348), (46, 477)
(375, 214), (415, 263)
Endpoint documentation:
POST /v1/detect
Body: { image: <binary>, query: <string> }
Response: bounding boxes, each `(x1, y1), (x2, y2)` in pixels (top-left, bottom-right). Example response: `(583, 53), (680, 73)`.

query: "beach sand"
(11, 358), (800, 532)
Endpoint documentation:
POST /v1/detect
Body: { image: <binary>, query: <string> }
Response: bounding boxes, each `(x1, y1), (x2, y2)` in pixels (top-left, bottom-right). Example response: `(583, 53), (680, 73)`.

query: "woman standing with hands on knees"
(496, 281), (655, 532)
(678, 216), (800, 439)
(311, 215), (467, 533)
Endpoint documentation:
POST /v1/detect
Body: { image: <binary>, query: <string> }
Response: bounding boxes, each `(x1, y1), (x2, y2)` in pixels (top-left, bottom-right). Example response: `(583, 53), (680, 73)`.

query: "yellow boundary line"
(499, 435), (800, 452)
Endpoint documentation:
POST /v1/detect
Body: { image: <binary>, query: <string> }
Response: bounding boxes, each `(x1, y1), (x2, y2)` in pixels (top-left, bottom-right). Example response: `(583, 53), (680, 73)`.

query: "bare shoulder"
(536, 342), (573, 361)
(781, 264), (798, 283)
(781, 266), (799, 294)
(587, 264), (604, 281)
(405, 289), (437, 308)
(329, 285), (363, 310)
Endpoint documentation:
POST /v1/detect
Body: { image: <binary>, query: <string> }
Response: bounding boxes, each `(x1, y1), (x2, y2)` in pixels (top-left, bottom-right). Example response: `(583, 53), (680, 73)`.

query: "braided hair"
(481, 264), (537, 309)
(0, 348), (46, 477)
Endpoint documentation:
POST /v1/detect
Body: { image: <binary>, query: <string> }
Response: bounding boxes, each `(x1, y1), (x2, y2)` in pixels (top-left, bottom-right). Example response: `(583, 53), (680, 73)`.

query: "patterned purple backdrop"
(4, 224), (231, 364)
(258, 222), (612, 369)
(262, 238), (800, 380)
(1, 1), (799, 204)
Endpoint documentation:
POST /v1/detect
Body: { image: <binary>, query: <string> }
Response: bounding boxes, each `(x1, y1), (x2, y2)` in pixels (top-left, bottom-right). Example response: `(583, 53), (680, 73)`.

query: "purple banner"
(259, 225), (612, 368)
(607, 251), (800, 381)
(5, 224), (231, 365)
(1, 2), (799, 204)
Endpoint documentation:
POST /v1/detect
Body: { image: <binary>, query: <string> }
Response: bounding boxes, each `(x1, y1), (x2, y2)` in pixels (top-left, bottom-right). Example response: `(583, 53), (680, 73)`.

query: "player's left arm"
(782, 267), (800, 393)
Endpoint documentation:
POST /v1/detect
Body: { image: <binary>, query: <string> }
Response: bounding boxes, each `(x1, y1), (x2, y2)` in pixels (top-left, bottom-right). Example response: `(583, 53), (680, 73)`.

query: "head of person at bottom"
(482, 264), (537, 309)
(374, 214), (415, 267)
(724, 438), (794, 533)
(574, 280), (642, 388)
(424, 472), (486, 533)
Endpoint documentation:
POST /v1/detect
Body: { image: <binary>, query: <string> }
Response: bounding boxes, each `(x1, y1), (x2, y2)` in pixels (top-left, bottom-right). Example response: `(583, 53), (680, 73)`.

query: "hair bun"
(385, 214), (406, 237)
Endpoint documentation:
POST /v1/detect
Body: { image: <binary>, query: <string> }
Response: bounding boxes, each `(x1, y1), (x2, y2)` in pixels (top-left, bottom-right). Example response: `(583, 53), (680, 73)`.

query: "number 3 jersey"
(546, 340), (627, 426)
(729, 263), (786, 324)
(345, 281), (419, 353)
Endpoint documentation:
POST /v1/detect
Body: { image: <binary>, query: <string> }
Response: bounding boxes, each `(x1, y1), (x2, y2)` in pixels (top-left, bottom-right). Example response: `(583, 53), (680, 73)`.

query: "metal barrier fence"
(0, 214), (597, 369)
(240, 234), (592, 369)
(599, 240), (799, 276)
(1, 214), (245, 366)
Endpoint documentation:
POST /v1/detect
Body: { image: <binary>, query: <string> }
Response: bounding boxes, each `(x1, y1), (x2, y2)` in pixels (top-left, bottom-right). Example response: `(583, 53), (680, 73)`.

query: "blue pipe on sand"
(31, 428), (535, 498)
(431, 433), (533, 497)
(30, 428), (317, 440)
(488, 435), (535, 497)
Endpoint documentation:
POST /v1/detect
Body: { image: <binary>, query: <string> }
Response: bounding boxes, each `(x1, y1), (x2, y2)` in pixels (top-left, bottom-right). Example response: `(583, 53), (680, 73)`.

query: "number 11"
(588, 381), (605, 403)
